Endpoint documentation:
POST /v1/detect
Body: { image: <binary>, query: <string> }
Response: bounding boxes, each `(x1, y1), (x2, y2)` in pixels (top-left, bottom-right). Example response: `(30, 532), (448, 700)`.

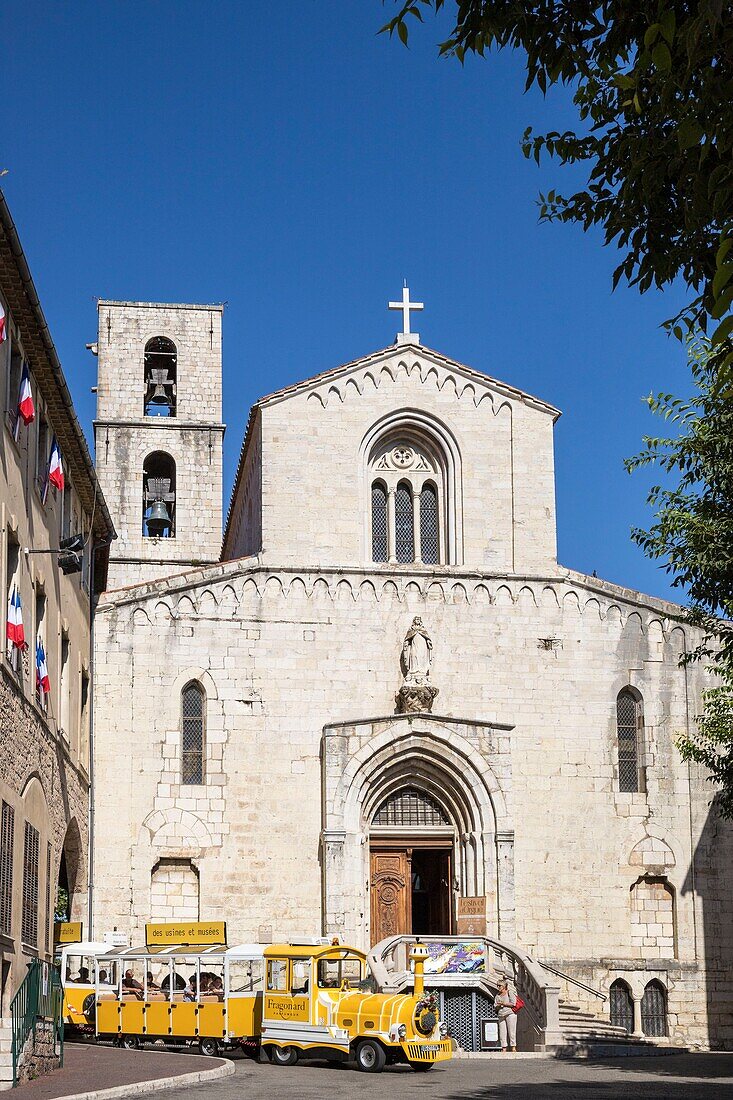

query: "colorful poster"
(424, 941), (486, 974)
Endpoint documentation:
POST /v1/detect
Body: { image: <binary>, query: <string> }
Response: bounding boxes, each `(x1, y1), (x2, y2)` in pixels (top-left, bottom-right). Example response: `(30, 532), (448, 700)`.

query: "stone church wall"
(225, 347), (559, 574)
(92, 563), (733, 1048)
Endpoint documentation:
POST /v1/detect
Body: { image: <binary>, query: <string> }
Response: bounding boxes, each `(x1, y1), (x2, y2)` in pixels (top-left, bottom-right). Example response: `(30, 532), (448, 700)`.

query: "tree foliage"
(382, 1), (733, 809)
(381, 0), (733, 351)
(627, 335), (733, 814)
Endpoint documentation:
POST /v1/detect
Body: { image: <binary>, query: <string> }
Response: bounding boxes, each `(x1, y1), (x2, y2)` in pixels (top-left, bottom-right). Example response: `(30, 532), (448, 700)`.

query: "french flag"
(36, 640), (50, 695)
(6, 587), (25, 650)
(48, 437), (64, 492)
(17, 363), (35, 426)
(0, 303), (6, 343)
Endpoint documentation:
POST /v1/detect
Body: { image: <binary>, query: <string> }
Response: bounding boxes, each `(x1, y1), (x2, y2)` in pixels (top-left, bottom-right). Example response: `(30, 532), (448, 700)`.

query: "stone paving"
(9, 1043), (226, 1100)
(166, 1050), (733, 1100)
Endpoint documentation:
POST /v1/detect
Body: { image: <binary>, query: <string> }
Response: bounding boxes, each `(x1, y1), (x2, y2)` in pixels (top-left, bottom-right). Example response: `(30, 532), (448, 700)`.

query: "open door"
(370, 850), (410, 946)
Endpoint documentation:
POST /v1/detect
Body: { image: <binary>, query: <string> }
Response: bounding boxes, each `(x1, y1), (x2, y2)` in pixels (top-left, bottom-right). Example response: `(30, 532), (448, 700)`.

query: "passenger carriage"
(71, 941), (265, 1056)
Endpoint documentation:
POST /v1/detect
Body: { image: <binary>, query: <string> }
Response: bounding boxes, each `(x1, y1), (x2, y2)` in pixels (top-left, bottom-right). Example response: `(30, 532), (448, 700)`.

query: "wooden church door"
(369, 850), (411, 946)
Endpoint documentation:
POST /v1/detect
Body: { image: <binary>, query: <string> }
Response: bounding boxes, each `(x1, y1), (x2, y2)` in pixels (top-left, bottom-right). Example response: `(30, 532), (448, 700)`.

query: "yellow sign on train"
(145, 921), (227, 947)
(54, 922), (83, 944)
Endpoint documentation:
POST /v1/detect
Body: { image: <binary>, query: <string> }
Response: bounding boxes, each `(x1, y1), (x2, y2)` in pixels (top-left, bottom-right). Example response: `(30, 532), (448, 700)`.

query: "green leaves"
(652, 41), (672, 70)
(678, 116), (704, 150)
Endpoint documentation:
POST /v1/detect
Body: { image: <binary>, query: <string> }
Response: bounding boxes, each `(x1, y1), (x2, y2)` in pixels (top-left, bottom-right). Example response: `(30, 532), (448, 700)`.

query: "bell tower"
(93, 301), (225, 590)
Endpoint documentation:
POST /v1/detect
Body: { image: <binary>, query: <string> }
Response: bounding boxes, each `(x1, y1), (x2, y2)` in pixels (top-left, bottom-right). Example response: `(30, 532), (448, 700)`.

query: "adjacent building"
(0, 192), (114, 1083)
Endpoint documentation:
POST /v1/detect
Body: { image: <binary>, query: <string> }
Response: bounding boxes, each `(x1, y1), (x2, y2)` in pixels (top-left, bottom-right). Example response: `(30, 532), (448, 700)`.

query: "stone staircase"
(555, 1000), (676, 1057)
(0, 1017), (15, 1090)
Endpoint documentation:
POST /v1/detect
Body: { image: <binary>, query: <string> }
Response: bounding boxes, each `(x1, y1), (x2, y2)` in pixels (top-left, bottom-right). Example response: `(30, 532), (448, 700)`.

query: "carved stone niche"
(395, 682), (439, 714)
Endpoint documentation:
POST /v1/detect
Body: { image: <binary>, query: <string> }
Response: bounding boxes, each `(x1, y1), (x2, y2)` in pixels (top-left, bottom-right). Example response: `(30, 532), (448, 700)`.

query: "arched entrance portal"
(369, 787), (454, 944)
(322, 715), (514, 947)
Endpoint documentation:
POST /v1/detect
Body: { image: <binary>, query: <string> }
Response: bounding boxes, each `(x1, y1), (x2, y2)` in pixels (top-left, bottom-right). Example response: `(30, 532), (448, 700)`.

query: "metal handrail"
(368, 934), (563, 1050)
(10, 960), (64, 1086)
(540, 962), (607, 1002)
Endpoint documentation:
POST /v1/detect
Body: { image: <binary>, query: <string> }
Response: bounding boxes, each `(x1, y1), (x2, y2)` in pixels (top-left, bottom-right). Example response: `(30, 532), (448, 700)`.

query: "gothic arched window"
(641, 980), (668, 1037)
(395, 481), (414, 563)
(617, 688), (644, 793)
(365, 422), (455, 565)
(609, 980), (634, 1032)
(142, 451), (176, 539)
(144, 337), (177, 417)
(420, 482), (439, 565)
(371, 481), (388, 563)
(181, 681), (205, 785)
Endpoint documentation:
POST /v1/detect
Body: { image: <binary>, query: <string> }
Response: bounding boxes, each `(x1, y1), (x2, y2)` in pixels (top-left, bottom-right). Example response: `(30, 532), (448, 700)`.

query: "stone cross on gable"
(388, 282), (424, 346)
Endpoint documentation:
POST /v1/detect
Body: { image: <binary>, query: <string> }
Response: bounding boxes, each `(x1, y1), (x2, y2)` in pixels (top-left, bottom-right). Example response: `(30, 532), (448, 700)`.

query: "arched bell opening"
(142, 451), (176, 538)
(144, 337), (177, 417)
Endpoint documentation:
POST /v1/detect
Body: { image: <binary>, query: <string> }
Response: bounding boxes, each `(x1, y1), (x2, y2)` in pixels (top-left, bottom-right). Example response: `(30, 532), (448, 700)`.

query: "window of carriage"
(367, 436), (448, 565)
(144, 337), (177, 417)
(609, 979), (634, 1032)
(181, 682), (205, 784)
(372, 788), (449, 827)
(641, 980), (668, 1037)
(142, 451), (176, 538)
(617, 688), (644, 793)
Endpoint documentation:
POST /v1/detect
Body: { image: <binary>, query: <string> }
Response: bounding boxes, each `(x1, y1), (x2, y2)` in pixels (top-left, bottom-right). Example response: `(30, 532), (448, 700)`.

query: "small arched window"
(144, 337), (177, 417)
(420, 482), (439, 565)
(394, 481), (414, 564)
(371, 482), (388, 563)
(641, 980), (668, 1037)
(617, 688), (644, 793)
(609, 980), (634, 1032)
(143, 452), (176, 539)
(181, 682), (205, 785)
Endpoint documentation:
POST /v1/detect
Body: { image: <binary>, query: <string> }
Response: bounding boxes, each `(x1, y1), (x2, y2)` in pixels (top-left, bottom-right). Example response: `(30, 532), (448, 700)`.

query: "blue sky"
(4, 1), (690, 601)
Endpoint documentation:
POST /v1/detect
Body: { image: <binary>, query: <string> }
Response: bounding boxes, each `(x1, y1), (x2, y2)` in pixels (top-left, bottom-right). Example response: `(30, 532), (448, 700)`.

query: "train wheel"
(120, 1035), (140, 1050)
(269, 1044), (299, 1066)
(355, 1040), (386, 1073)
(410, 1062), (435, 1072)
(198, 1038), (219, 1057)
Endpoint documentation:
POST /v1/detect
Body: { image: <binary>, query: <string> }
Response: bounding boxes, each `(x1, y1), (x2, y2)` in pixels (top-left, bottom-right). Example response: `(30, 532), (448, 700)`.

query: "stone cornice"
(97, 556), (694, 626)
(94, 419), (226, 432)
(322, 712), (514, 732)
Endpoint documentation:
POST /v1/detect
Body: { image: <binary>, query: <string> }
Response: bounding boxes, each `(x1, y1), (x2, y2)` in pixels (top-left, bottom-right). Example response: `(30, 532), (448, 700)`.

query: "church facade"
(91, 299), (733, 1049)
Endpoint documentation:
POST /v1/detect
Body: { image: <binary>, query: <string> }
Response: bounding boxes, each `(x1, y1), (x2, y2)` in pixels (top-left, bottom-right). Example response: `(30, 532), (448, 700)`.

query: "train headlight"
(440, 1022), (449, 1038)
(398, 1024), (407, 1040)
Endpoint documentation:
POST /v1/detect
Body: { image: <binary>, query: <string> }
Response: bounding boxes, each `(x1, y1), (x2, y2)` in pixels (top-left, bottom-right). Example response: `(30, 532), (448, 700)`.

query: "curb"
(49, 1057), (235, 1100)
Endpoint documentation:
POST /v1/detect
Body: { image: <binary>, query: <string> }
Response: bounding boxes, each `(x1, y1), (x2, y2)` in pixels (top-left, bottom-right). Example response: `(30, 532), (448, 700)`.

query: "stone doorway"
(369, 841), (453, 946)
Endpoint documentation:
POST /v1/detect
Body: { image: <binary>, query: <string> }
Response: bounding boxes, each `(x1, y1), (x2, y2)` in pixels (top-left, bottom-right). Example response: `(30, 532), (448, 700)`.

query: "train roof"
(93, 943), (265, 959)
(264, 943), (367, 960)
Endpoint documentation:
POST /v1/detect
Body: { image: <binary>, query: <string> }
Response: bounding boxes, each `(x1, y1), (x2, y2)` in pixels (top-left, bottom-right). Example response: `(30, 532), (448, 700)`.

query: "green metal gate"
(10, 959), (64, 1086)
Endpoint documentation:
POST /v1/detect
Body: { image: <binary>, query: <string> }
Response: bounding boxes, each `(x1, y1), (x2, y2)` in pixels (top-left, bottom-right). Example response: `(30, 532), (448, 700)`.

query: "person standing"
(494, 978), (517, 1052)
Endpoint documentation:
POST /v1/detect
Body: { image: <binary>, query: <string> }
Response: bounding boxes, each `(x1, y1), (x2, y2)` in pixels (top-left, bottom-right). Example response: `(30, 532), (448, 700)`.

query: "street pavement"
(161, 1050), (733, 1100)
(10, 1044), (227, 1100)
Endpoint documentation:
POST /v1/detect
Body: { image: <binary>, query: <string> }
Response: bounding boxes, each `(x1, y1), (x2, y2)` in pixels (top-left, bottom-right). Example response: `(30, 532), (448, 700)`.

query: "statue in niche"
(401, 617), (433, 683)
(396, 616), (439, 714)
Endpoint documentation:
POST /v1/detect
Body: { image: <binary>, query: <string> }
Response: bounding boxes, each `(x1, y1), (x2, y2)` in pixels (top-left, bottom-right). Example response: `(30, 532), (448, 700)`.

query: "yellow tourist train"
(59, 933), (452, 1073)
